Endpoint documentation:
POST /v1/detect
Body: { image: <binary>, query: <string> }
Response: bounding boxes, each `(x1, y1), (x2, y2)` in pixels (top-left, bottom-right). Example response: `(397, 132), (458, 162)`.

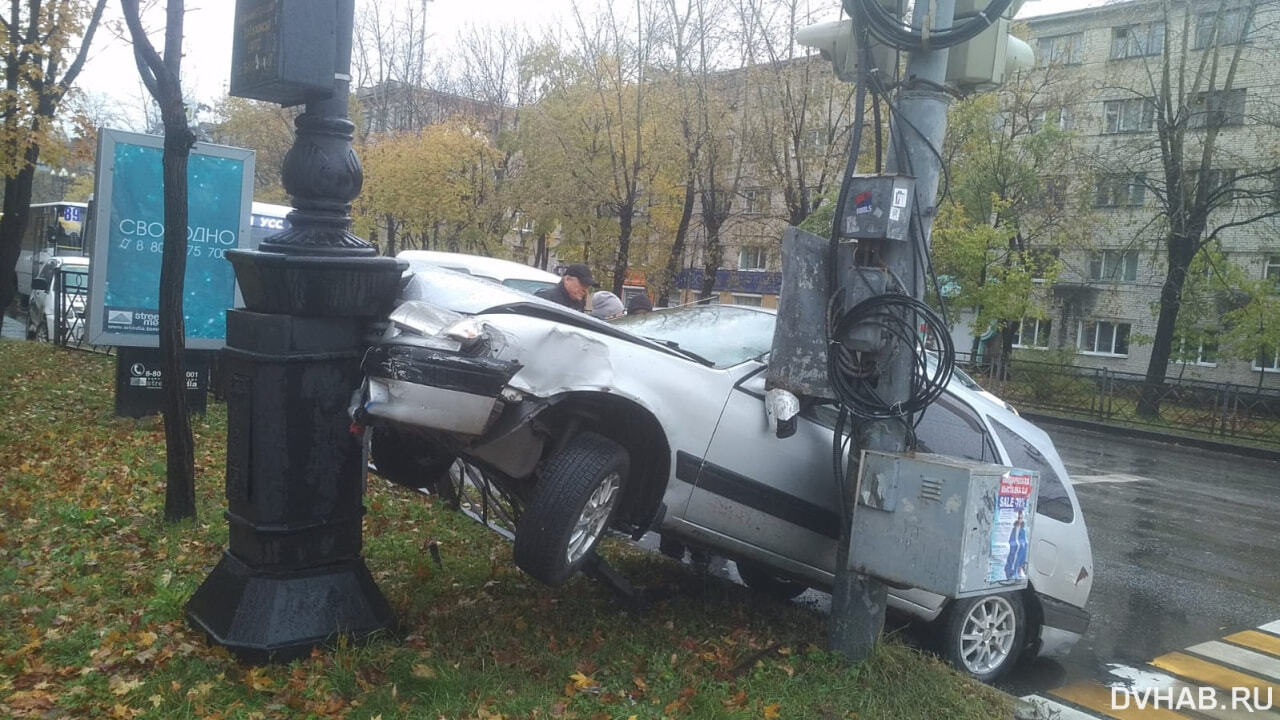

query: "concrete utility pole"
(828, 0), (957, 660)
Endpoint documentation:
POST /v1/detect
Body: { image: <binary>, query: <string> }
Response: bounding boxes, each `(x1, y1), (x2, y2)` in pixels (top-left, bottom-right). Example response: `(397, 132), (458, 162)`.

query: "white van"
(396, 250), (560, 296)
(27, 256), (89, 343)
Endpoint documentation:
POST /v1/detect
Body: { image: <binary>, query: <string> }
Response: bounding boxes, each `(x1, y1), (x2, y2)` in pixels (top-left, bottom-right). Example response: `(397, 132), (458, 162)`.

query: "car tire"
(514, 432), (628, 586)
(939, 592), (1026, 683)
(735, 560), (808, 601)
(369, 427), (455, 493)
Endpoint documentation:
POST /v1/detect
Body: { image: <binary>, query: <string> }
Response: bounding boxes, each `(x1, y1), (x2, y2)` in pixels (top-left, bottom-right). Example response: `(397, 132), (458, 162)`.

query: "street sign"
(230, 0), (338, 106)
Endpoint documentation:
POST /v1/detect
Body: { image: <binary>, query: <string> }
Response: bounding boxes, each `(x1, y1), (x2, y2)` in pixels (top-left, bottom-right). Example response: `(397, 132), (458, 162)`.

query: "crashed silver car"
(356, 266), (1093, 681)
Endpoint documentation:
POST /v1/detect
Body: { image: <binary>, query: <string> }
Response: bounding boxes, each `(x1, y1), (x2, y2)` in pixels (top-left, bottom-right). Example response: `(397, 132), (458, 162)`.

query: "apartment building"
(1023, 0), (1280, 387)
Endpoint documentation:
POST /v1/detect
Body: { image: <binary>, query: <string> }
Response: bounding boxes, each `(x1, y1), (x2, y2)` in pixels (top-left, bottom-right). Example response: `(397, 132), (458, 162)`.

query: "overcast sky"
(77, 0), (1102, 128)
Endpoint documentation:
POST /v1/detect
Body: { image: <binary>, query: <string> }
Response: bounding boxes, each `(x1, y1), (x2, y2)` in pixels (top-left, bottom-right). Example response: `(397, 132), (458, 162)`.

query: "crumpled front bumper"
(360, 344), (521, 436)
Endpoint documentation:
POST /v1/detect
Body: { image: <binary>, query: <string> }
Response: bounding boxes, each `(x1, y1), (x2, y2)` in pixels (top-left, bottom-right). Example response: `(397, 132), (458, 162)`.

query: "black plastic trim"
(1037, 592), (1090, 634)
(363, 345), (519, 396)
(675, 451), (840, 539)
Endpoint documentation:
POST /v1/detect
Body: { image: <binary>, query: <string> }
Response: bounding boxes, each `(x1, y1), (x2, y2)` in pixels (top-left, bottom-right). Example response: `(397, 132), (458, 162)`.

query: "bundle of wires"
(843, 0), (1014, 52)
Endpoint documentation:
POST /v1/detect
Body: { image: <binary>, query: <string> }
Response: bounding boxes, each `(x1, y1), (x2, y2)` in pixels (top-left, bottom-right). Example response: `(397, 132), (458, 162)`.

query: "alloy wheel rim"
(566, 471), (621, 564)
(958, 596), (1016, 675)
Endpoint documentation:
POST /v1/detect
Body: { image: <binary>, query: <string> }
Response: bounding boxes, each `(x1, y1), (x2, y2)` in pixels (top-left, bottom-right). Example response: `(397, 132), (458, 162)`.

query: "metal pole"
(186, 0), (402, 663)
(829, 0), (957, 661)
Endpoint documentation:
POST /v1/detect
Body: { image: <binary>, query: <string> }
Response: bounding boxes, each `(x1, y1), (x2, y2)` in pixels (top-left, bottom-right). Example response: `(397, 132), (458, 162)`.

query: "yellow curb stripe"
(1049, 682), (1193, 719)
(1226, 631), (1280, 660)
(1150, 651), (1280, 698)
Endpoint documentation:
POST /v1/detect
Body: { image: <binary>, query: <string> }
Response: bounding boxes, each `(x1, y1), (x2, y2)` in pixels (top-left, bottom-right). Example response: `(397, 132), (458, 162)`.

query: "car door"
(685, 373), (1005, 579)
(681, 367), (841, 574)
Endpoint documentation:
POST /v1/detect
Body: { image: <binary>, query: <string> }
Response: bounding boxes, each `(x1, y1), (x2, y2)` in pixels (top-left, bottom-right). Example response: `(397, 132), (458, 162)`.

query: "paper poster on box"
(988, 469), (1036, 583)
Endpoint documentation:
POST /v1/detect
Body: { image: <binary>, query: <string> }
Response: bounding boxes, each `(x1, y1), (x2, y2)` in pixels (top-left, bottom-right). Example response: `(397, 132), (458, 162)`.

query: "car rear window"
(989, 419), (1074, 523)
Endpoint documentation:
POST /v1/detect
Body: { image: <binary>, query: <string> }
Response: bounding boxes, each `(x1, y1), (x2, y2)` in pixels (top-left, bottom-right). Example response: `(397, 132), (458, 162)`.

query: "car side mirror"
(765, 388), (801, 439)
(31, 278), (48, 292)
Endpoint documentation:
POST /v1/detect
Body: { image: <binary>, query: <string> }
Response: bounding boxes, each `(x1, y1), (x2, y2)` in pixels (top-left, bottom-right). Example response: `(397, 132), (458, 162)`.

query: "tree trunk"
(384, 214), (397, 256)
(700, 221), (723, 301)
(159, 108), (197, 522)
(1138, 238), (1194, 418)
(659, 176), (695, 308)
(534, 231), (548, 270)
(613, 205), (633, 297)
(0, 158), (38, 319)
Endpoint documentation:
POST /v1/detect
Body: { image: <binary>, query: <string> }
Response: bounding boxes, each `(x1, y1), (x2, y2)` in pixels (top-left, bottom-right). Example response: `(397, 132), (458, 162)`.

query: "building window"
(1029, 248), (1061, 281)
(1038, 33), (1083, 66)
(731, 293), (763, 307)
(1033, 177), (1068, 209)
(1013, 318), (1052, 349)
(1266, 255), (1280, 293)
(1103, 98), (1156, 133)
(1174, 335), (1218, 366)
(1078, 320), (1131, 356)
(1254, 346), (1279, 372)
(743, 188), (770, 215)
(1089, 250), (1139, 281)
(1031, 107), (1074, 133)
(1187, 168), (1237, 201)
(1094, 174), (1146, 207)
(1194, 9), (1252, 49)
(738, 245), (767, 271)
(1111, 22), (1165, 59)
(1188, 89), (1246, 128)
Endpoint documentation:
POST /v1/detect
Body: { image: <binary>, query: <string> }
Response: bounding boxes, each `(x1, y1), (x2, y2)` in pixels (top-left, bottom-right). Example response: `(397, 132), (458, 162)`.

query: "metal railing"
(956, 353), (1280, 449)
(52, 268), (112, 355)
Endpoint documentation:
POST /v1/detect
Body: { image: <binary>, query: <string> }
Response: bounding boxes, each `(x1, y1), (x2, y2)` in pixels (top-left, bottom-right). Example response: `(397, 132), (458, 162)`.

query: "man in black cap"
(536, 263), (598, 311)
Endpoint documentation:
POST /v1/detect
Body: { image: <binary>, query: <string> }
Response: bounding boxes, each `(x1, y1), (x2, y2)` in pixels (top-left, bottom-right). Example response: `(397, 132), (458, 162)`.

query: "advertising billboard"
(87, 128), (256, 350)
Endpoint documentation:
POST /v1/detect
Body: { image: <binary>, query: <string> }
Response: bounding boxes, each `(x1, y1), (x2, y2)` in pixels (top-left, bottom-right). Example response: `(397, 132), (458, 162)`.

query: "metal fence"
(956, 353), (1280, 450)
(52, 268), (112, 355)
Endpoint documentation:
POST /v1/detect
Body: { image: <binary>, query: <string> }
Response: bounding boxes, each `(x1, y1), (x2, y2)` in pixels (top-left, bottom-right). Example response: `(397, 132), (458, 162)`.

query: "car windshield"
(63, 270), (88, 290)
(611, 304), (775, 367)
(503, 278), (555, 295)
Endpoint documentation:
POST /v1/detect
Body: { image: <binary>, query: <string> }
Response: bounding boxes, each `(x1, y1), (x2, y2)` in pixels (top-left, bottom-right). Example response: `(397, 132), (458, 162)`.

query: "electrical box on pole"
(852, 451), (1039, 597)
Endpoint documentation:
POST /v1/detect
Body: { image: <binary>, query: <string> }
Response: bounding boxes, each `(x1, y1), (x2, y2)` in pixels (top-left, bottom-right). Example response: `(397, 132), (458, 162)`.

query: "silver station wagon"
(356, 266), (1093, 682)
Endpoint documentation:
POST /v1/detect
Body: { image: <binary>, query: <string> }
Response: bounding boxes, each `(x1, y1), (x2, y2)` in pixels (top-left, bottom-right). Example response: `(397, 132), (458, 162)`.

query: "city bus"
(16, 201), (89, 302)
(250, 202), (291, 246)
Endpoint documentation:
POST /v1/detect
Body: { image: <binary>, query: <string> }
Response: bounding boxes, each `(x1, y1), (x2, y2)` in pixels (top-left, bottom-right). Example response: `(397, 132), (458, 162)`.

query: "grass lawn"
(0, 339), (1011, 720)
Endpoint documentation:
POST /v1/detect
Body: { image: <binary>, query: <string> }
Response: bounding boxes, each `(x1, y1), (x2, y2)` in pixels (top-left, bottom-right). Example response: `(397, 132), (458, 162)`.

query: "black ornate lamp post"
(184, 0), (401, 663)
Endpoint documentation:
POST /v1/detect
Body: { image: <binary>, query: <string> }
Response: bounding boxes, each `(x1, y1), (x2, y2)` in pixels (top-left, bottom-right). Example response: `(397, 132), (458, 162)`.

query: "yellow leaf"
(764, 702), (782, 719)
(412, 664), (437, 679)
(569, 671), (596, 689)
(148, 695), (162, 708)
(108, 676), (143, 696)
(136, 631), (157, 648)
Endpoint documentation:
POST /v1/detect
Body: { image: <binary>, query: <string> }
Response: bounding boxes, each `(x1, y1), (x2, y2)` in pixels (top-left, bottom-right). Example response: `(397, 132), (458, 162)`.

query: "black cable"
(845, 0), (1013, 52)
(826, 292), (954, 420)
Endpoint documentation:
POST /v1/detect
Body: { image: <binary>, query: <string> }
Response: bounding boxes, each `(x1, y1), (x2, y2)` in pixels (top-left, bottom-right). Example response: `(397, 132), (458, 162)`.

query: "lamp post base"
(186, 551), (394, 664)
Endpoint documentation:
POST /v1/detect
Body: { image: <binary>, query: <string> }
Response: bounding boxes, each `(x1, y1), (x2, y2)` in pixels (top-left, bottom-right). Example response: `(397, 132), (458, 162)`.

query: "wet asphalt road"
(996, 422), (1280, 695)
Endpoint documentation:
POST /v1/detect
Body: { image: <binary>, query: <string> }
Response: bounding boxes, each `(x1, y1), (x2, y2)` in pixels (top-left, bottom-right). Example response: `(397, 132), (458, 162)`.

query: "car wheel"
(735, 560), (808, 601)
(369, 427), (455, 493)
(514, 432), (628, 586)
(34, 322), (49, 343)
(940, 592), (1026, 683)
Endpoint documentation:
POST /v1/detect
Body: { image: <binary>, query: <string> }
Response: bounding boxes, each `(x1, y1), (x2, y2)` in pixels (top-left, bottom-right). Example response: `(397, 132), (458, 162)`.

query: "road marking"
(1227, 630), (1280, 659)
(1102, 664), (1272, 720)
(1262, 621), (1280, 635)
(1150, 651), (1280, 698)
(1049, 682), (1191, 718)
(1070, 473), (1149, 485)
(1186, 641), (1280, 682)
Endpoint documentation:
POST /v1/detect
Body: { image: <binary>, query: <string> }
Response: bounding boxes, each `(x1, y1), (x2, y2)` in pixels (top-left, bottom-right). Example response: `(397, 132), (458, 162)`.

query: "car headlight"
(441, 316), (486, 344)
